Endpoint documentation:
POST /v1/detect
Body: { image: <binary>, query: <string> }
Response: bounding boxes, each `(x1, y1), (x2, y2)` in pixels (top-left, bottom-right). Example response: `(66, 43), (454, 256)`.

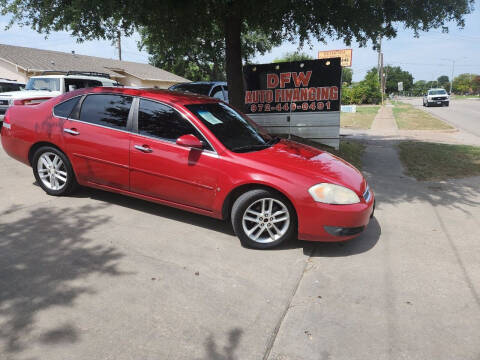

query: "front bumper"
(297, 190), (375, 242)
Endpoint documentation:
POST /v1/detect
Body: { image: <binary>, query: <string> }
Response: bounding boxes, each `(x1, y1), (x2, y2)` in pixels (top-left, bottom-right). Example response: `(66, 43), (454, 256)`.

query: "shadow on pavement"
(0, 204), (126, 354)
(196, 328), (243, 360)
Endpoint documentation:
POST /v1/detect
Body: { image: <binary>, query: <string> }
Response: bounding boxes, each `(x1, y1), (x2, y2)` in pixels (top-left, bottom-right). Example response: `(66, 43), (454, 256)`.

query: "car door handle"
(134, 145), (153, 153)
(64, 128), (80, 135)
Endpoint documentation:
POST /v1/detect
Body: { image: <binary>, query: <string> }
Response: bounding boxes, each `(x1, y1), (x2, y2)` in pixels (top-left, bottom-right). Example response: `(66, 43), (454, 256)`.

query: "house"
(0, 43), (189, 88)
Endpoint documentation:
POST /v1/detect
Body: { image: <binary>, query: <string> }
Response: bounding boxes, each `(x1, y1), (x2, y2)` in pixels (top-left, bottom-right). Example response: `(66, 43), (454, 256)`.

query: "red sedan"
(1, 87), (374, 249)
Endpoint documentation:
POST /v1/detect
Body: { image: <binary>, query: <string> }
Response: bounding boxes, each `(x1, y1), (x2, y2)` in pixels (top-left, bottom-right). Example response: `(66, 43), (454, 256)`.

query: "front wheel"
(32, 146), (77, 196)
(231, 189), (296, 249)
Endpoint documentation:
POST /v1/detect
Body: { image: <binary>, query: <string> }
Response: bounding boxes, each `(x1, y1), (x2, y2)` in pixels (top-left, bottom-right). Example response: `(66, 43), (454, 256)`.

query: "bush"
(341, 69), (381, 105)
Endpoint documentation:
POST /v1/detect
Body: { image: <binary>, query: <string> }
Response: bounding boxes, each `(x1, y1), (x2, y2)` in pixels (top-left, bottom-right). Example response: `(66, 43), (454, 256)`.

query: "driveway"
(1, 138), (480, 360)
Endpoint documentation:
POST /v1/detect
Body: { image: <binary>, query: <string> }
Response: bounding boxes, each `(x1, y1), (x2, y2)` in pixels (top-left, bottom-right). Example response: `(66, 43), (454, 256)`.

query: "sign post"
(243, 58), (342, 149)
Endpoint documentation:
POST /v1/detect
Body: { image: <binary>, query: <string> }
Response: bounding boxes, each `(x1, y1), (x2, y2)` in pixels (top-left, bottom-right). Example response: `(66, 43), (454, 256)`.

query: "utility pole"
(117, 30), (122, 61)
(380, 53), (384, 104)
(449, 60), (455, 94)
(377, 36), (382, 81)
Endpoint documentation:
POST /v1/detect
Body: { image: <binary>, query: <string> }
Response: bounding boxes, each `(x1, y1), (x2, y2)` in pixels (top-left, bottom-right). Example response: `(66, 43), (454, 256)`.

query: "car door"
(129, 98), (219, 211)
(62, 93), (133, 191)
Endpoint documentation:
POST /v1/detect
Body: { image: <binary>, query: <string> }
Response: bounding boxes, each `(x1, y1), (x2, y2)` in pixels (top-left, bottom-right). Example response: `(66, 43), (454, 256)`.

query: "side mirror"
(176, 134), (203, 149)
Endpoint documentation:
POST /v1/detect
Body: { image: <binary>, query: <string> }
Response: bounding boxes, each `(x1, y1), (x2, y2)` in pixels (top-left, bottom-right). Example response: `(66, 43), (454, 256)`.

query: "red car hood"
(241, 139), (366, 194)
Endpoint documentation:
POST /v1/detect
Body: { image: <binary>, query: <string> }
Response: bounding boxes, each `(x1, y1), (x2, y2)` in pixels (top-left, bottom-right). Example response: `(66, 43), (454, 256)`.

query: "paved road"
(403, 97), (480, 137)
(1, 139), (480, 360)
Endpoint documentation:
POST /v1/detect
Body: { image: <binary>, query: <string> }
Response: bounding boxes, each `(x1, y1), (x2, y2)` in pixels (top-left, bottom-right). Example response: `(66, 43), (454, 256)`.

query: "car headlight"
(308, 183), (360, 205)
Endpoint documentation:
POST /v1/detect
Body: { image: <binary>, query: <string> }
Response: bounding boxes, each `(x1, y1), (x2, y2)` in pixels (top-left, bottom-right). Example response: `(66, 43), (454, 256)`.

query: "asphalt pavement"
(403, 97), (480, 137)
(1, 135), (480, 359)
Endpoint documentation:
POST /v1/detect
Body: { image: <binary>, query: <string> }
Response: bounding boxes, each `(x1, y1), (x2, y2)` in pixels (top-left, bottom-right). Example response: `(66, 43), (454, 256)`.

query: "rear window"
(53, 97), (81, 118)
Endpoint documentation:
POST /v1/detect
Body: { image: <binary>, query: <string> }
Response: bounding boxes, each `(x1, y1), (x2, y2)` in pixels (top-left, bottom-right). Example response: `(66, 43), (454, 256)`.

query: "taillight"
(13, 97), (51, 106)
(3, 109), (11, 129)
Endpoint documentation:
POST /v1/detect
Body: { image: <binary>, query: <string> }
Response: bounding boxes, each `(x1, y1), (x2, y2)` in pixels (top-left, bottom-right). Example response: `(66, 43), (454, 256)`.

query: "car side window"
(222, 86), (228, 103)
(86, 80), (103, 87)
(79, 94), (132, 130)
(138, 99), (212, 150)
(211, 86), (224, 100)
(53, 97), (81, 118)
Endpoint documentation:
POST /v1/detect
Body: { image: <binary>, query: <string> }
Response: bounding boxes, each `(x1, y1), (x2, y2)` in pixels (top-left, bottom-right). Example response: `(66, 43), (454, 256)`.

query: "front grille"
(363, 185), (371, 202)
(0, 100), (8, 106)
(433, 97), (447, 100)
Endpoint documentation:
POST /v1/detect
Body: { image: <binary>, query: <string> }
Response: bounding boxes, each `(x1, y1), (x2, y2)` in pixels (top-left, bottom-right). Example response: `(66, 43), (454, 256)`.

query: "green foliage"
(381, 66), (414, 94)
(141, 25), (279, 81)
(273, 51), (314, 63)
(342, 68), (381, 104)
(452, 73), (479, 94)
(437, 75), (450, 89)
(1, 0), (474, 108)
(342, 68), (353, 86)
(411, 80), (428, 96)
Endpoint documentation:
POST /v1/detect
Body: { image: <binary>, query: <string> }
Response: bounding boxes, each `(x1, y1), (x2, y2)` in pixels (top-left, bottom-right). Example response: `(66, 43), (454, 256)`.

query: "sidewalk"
(267, 138), (480, 360)
(342, 105), (480, 147)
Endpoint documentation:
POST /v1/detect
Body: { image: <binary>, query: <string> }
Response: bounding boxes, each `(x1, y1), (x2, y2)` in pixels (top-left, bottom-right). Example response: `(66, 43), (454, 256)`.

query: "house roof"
(0, 43), (189, 83)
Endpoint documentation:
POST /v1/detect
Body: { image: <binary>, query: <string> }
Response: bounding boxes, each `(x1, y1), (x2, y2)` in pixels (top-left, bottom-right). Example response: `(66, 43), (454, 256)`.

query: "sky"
(0, 3), (479, 83)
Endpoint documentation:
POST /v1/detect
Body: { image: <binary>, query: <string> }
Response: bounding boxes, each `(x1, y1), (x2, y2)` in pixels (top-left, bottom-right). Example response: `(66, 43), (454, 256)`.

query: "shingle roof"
(0, 43), (189, 83)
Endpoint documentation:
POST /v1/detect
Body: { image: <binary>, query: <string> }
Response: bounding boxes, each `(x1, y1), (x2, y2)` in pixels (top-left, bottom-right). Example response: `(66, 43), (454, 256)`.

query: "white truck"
(0, 71), (119, 125)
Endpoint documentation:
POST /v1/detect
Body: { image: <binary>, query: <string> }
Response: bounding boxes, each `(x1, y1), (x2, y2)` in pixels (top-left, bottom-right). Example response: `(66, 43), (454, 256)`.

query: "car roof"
(428, 88), (447, 91)
(65, 86), (222, 105)
(0, 78), (24, 84)
(172, 81), (227, 87)
(31, 74), (116, 82)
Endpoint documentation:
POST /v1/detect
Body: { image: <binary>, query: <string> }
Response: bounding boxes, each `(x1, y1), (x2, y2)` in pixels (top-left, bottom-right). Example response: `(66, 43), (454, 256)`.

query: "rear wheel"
(32, 146), (77, 196)
(231, 189), (296, 249)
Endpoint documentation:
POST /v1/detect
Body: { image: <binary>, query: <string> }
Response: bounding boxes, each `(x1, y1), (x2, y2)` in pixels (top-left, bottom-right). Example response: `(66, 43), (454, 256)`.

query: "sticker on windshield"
(198, 110), (223, 125)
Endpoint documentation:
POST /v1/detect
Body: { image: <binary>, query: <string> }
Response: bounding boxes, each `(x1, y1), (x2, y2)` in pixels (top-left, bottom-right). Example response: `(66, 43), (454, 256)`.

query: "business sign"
(318, 49), (352, 67)
(243, 58), (342, 149)
(398, 81), (403, 91)
(243, 58), (341, 115)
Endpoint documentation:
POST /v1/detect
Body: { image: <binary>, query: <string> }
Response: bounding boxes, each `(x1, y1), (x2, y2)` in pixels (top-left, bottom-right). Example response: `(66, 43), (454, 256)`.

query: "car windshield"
(172, 83), (212, 96)
(185, 102), (278, 153)
(429, 89), (447, 95)
(25, 78), (61, 91)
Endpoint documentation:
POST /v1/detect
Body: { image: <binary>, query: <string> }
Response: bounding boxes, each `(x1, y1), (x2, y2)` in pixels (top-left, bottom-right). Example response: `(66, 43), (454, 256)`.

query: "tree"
(382, 66), (414, 94)
(453, 73), (477, 94)
(273, 51), (314, 63)
(412, 80), (428, 96)
(342, 68), (353, 86)
(1, 0), (474, 109)
(141, 25), (281, 81)
(437, 75), (450, 89)
(342, 68), (381, 104)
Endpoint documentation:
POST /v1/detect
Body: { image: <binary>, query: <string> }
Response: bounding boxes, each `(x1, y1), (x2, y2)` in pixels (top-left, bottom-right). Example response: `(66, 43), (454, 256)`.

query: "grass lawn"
(450, 94), (480, 100)
(283, 135), (366, 170)
(392, 102), (453, 130)
(340, 105), (380, 129)
(398, 141), (480, 181)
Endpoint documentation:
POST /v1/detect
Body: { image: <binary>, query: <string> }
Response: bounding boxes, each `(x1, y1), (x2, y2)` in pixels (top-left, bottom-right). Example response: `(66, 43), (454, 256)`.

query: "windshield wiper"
(231, 137), (280, 153)
(231, 143), (271, 153)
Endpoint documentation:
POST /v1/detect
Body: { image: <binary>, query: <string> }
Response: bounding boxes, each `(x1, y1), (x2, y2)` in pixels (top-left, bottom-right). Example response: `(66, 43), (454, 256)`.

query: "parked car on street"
(0, 71), (119, 126)
(423, 88), (450, 107)
(1, 87), (374, 249)
(169, 81), (228, 103)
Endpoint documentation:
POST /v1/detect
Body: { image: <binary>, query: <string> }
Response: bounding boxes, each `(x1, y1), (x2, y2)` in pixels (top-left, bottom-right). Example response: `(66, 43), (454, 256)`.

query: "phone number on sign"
(250, 101), (332, 113)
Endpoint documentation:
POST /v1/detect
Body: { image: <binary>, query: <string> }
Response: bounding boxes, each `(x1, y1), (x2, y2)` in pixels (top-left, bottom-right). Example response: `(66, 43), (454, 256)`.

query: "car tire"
(32, 146), (78, 196)
(445, 102), (449, 107)
(231, 189), (296, 249)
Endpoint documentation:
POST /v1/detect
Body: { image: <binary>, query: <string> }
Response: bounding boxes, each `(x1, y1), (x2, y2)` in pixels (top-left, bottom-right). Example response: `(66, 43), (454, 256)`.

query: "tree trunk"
(224, 14), (244, 110)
